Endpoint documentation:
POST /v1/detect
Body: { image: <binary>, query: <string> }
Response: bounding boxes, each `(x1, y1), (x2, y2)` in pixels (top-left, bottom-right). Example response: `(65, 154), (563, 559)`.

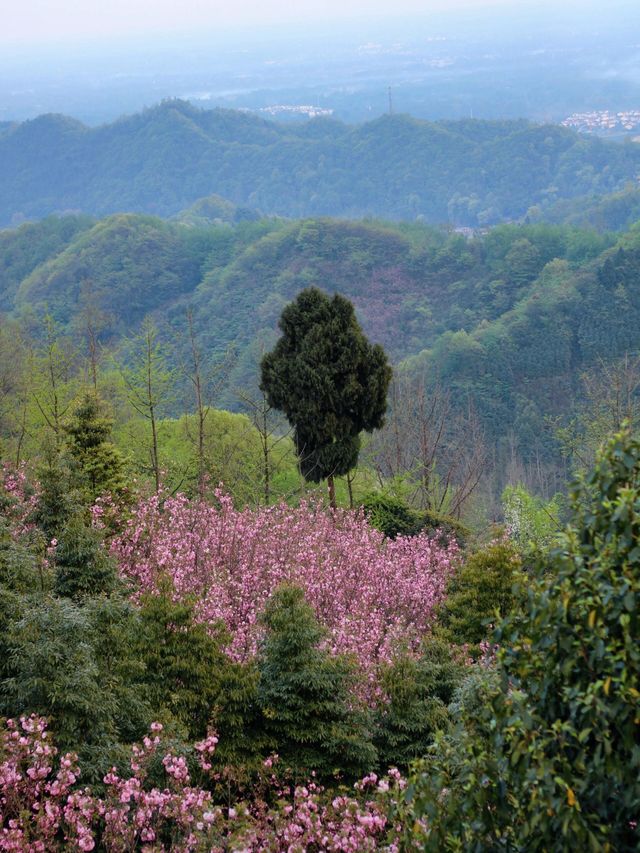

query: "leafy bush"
(400, 425), (640, 850)
(437, 539), (523, 653)
(374, 637), (466, 770)
(54, 516), (118, 599)
(361, 492), (424, 538)
(362, 492), (470, 544)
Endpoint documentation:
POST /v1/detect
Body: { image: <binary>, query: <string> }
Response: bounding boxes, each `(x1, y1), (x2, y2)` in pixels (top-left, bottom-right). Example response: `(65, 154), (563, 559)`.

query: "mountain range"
(2, 100), (640, 228)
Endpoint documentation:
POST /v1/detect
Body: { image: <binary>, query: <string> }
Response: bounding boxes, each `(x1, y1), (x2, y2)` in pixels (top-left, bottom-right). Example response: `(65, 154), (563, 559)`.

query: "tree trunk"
(327, 474), (336, 510)
(346, 470), (355, 510)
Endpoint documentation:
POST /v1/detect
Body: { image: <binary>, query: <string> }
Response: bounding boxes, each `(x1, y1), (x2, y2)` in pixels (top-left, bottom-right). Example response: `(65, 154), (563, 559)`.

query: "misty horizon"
(1, 0), (639, 128)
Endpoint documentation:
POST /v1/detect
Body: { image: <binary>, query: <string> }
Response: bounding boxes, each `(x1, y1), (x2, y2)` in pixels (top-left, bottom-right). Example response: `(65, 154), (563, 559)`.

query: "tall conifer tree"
(260, 287), (391, 507)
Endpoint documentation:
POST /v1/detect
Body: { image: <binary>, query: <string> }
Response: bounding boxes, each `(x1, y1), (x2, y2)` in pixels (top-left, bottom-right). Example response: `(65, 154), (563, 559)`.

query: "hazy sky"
(3, 0), (566, 45)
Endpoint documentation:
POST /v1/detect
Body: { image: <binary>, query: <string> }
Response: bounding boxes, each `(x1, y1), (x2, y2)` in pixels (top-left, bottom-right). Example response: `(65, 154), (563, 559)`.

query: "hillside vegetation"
(2, 211), (640, 498)
(2, 101), (640, 227)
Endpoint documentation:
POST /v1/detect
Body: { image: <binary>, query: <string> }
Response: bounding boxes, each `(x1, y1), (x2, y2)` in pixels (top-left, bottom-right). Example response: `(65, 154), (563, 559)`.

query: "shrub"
(400, 425), (640, 850)
(54, 516), (118, 599)
(374, 637), (466, 771)
(437, 539), (522, 653)
(361, 492), (423, 538)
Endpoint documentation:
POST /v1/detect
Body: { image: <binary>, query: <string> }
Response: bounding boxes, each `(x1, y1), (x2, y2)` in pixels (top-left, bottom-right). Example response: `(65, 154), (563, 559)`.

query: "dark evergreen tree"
(31, 442), (78, 540)
(136, 582), (234, 739)
(1, 592), (152, 780)
(207, 658), (268, 783)
(257, 584), (376, 782)
(0, 519), (50, 685)
(64, 391), (126, 501)
(374, 638), (465, 771)
(54, 515), (118, 599)
(260, 287), (391, 507)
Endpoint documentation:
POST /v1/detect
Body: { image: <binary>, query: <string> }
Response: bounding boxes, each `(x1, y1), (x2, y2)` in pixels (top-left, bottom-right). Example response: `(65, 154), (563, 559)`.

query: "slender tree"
(118, 321), (175, 493)
(180, 309), (234, 498)
(257, 584), (376, 781)
(260, 288), (391, 509)
(28, 317), (78, 451)
(64, 392), (126, 502)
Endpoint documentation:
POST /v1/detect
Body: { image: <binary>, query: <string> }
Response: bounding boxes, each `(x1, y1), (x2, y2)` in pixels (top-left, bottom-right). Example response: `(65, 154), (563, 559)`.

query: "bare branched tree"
(118, 320), (175, 493)
(235, 385), (294, 505)
(364, 371), (487, 519)
(74, 280), (114, 391)
(556, 352), (640, 475)
(180, 308), (236, 498)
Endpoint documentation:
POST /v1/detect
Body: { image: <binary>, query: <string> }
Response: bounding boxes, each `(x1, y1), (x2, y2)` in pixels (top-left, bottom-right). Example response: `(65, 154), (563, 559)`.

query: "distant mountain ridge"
(1, 100), (640, 228)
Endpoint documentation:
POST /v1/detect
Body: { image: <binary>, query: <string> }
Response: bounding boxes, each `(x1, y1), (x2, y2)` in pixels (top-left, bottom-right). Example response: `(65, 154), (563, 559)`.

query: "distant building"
(561, 109), (640, 136)
(258, 105), (334, 119)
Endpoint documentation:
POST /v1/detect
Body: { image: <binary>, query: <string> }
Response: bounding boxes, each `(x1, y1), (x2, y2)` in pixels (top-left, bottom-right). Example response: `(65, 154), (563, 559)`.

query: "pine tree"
(64, 391), (126, 501)
(257, 584), (376, 781)
(260, 288), (391, 508)
(374, 638), (465, 771)
(136, 582), (233, 739)
(54, 516), (117, 600)
(31, 441), (79, 540)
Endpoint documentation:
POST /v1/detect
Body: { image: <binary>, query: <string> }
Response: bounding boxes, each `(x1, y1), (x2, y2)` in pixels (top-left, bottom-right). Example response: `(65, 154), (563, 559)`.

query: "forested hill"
(2, 100), (640, 228)
(3, 212), (640, 487)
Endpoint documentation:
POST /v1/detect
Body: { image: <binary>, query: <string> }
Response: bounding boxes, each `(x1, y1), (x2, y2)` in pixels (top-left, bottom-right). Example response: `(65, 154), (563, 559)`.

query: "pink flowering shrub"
(109, 492), (458, 690)
(0, 464), (38, 538)
(0, 716), (402, 852)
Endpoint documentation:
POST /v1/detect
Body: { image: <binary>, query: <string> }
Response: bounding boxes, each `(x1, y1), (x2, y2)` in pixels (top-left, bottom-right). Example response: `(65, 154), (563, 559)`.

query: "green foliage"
(207, 660), (267, 780)
(260, 288), (391, 490)
(0, 520), (51, 683)
(0, 215), (94, 312)
(64, 391), (126, 501)
(2, 104), (640, 227)
(361, 492), (424, 538)
(257, 584), (377, 781)
(15, 214), (215, 329)
(1, 594), (150, 777)
(398, 666), (509, 851)
(174, 193), (261, 227)
(30, 445), (79, 540)
(402, 425), (640, 850)
(144, 408), (299, 506)
(420, 510), (471, 547)
(135, 583), (233, 740)
(438, 539), (523, 652)
(361, 491), (469, 544)
(2, 210), (640, 504)
(54, 516), (118, 600)
(502, 482), (562, 559)
(540, 185), (640, 233)
(374, 638), (466, 771)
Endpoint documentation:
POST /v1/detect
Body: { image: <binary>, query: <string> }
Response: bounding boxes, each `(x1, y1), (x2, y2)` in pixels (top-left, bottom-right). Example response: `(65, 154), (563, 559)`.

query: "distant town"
(257, 105), (334, 118)
(561, 109), (640, 136)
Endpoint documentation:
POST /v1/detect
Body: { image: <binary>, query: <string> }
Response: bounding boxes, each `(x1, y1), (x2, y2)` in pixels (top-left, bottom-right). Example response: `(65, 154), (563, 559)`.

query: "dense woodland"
(0, 104), (639, 850)
(2, 209), (640, 507)
(2, 102), (640, 227)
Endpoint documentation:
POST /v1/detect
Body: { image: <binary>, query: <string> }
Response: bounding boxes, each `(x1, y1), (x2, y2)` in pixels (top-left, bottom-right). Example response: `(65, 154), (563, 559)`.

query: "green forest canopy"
(2, 210), (640, 497)
(2, 102), (640, 227)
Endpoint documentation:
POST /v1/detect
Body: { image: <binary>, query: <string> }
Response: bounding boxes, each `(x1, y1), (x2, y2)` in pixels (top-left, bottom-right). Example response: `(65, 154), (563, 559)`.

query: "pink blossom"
(109, 491), (457, 698)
